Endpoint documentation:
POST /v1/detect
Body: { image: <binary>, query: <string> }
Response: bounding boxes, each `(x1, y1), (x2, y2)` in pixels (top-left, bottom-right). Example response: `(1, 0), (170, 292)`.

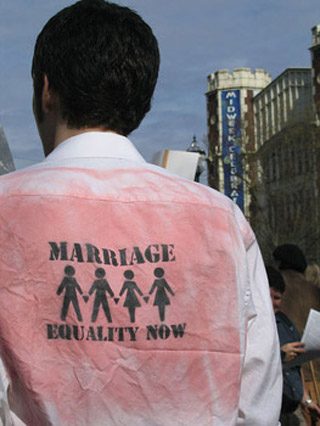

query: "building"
(206, 23), (320, 262)
(253, 68), (316, 259)
(310, 24), (320, 124)
(206, 68), (271, 214)
(254, 68), (313, 149)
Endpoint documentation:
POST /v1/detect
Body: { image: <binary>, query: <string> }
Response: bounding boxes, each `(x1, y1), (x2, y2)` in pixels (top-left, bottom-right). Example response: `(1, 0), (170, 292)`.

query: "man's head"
(32, 0), (160, 153)
(273, 244), (307, 273)
(266, 265), (286, 313)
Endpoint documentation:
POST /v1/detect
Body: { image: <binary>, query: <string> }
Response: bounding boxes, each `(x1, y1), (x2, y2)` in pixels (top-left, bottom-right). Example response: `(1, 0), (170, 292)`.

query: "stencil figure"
(89, 268), (114, 322)
(119, 270), (143, 323)
(57, 265), (83, 321)
(149, 268), (175, 322)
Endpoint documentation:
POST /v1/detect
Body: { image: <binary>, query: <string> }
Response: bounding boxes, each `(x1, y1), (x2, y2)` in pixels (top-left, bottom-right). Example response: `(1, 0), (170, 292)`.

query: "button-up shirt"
(276, 311), (303, 411)
(0, 132), (281, 425)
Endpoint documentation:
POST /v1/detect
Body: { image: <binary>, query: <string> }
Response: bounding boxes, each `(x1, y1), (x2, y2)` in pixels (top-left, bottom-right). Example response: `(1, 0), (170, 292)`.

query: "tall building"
(253, 68), (316, 259)
(0, 125), (15, 175)
(254, 68), (313, 149)
(310, 24), (320, 124)
(206, 68), (271, 214)
(206, 23), (320, 262)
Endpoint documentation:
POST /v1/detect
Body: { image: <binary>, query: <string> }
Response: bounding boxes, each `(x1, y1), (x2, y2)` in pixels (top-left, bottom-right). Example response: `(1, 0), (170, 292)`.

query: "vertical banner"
(221, 90), (244, 211)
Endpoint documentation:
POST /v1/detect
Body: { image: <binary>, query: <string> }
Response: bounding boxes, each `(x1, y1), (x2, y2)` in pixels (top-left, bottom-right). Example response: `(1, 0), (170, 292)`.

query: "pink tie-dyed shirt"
(0, 132), (281, 425)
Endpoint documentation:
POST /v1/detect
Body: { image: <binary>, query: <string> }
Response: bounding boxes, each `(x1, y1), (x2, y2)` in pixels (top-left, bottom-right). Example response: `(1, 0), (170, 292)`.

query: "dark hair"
(32, 0), (160, 135)
(273, 244), (307, 273)
(266, 265), (286, 294)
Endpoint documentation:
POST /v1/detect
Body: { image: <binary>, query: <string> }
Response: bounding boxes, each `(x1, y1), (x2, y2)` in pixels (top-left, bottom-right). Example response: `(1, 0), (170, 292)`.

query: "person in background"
(0, 1), (282, 424)
(267, 265), (320, 426)
(273, 244), (320, 413)
(273, 244), (320, 335)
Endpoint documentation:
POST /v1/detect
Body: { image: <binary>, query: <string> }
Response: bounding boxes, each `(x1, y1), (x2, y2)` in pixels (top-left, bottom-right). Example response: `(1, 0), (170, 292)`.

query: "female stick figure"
(149, 268), (175, 322)
(89, 268), (114, 323)
(119, 270), (143, 323)
(57, 265), (83, 321)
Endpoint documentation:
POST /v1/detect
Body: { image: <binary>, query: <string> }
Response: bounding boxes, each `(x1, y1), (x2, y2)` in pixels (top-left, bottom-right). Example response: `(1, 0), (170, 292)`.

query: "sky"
(1, 0), (320, 172)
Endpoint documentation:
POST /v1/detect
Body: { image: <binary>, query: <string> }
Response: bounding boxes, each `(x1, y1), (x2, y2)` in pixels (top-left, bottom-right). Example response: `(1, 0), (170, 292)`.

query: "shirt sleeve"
(0, 358), (26, 426)
(0, 357), (13, 426)
(237, 239), (283, 426)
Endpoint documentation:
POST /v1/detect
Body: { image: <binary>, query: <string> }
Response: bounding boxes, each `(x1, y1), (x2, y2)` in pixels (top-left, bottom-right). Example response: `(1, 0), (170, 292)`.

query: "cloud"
(1, 0), (320, 171)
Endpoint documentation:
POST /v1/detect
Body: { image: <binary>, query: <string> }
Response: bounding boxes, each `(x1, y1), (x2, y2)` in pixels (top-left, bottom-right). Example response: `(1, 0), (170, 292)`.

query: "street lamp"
(187, 135), (207, 182)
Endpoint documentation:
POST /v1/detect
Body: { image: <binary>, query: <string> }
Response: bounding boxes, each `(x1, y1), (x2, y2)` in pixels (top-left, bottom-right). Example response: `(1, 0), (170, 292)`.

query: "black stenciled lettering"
(119, 248), (128, 266)
(144, 245), (160, 263)
(46, 324), (185, 342)
(171, 323), (186, 338)
(86, 326), (97, 341)
(115, 327), (124, 341)
(49, 242), (68, 261)
(97, 326), (106, 341)
(164, 244), (175, 262)
(102, 249), (118, 266)
(49, 242), (176, 265)
(146, 324), (187, 341)
(126, 327), (139, 341)
(161, 245), (169, 262)
(108, 327), (114, 341)
(110, 250), (119, 266)
(102, 249), (111, 265)
(73, 325), (85, 341)
(129, 247), (145, 265)
(47, 324), (59, 339)
(146, 325), (158, 340)
(70, 244), (84, 263)
(86, 244), (103, 264)
(159, 324), (170, 339)
(59, 324), (72, 340)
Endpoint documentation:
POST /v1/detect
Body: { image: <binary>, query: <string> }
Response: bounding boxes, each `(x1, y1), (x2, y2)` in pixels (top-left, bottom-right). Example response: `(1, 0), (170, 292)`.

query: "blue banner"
(221, 90), (244, 211)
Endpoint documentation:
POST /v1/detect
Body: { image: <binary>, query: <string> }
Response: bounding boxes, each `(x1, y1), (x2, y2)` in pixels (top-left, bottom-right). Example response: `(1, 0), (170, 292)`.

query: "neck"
(53, 125), (116, 149)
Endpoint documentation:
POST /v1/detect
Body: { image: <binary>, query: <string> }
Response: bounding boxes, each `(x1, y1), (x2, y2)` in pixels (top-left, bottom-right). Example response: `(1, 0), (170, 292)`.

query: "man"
(273, 244), (320, 335)
(273, 244), (320, 402)
(0, 1), (281, 424)
(267, 266), (320, 425)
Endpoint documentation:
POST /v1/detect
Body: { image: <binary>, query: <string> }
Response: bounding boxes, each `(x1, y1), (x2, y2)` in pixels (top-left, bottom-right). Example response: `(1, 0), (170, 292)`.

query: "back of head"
(273, 244), (307, 273)
(266, 265), (286, 293)
(32, 0), (160, 135)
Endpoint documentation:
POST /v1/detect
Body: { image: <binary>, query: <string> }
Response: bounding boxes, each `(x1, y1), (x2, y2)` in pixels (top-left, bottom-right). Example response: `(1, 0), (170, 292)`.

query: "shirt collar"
(44, 131), (146, 164)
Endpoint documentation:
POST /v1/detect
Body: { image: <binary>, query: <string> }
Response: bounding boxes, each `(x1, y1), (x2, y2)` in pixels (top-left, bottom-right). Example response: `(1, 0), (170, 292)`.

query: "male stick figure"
(149, 268), (175, 322)
(119, 270), (143, 323)
(89, 268), (114, 322)
(57, 265), (83, 321)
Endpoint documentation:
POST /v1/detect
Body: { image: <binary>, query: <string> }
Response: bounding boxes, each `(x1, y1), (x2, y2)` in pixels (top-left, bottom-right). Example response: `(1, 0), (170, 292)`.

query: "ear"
(41, 74), (58, 114)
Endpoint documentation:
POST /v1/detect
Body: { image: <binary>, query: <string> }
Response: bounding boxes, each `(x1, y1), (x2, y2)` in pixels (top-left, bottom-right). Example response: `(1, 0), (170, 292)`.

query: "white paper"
(151, 150), (200, 181)
(287, 309), (320, 367)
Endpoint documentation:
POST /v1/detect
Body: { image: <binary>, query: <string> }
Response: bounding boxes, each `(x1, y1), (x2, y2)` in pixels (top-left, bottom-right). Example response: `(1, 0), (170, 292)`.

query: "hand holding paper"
(287, 309), (320, 366)
(281, 341), (306, 363)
